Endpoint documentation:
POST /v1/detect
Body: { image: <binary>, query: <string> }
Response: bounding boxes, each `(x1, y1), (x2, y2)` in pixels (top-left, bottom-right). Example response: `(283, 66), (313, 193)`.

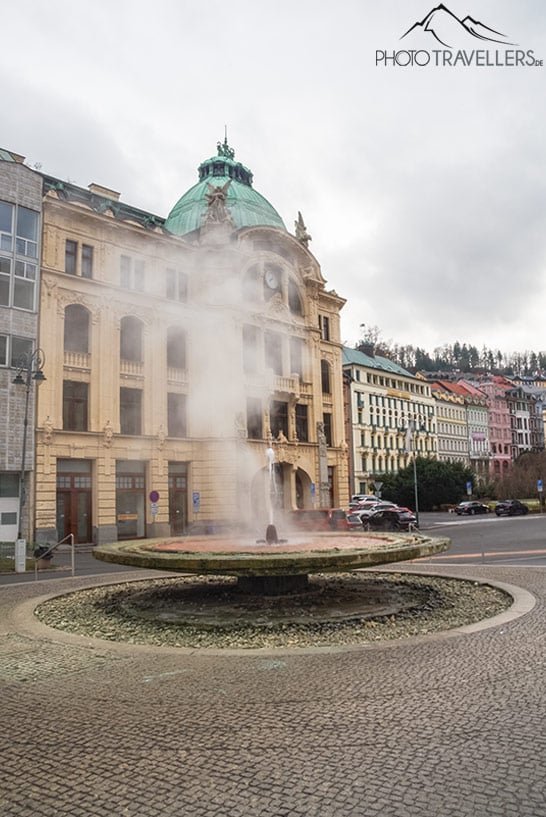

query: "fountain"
(93, 523), (449, 596)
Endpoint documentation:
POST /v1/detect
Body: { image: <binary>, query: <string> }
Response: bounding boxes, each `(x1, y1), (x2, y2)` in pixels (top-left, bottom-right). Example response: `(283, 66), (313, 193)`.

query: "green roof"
(342, 347), (415, 378)
(164, 139), (286, 237)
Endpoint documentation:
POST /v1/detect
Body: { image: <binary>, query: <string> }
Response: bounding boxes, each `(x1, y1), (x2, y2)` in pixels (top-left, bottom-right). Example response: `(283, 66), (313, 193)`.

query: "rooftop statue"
(295, 210), (312, 247)
(216, 137), (235, 160)
(204, 181), (235, 226)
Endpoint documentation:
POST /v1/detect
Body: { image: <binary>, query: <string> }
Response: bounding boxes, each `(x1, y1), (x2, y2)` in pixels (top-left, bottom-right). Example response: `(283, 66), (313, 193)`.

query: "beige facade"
(34, 158), (348, 544)
(343, 347), (437, 495)
(431, 387), (469, 464)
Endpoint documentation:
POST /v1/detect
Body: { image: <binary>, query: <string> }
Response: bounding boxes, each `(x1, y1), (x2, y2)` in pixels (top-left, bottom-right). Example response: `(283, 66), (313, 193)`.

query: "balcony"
(167, 366), (188, 386)
(120, 359), (144, 378)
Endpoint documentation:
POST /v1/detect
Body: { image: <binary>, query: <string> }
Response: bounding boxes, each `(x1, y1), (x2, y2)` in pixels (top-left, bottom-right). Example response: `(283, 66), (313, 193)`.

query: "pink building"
(478, 377), (512, 479)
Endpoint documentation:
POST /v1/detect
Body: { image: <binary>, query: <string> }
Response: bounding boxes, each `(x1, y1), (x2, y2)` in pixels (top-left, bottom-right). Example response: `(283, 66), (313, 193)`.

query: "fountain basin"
(93, 531), (450, 580)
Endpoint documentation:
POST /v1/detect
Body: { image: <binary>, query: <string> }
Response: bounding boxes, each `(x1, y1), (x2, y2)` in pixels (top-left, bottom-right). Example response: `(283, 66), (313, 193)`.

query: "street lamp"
(12, 348), (46, 544)
(405, 419), (425, 528)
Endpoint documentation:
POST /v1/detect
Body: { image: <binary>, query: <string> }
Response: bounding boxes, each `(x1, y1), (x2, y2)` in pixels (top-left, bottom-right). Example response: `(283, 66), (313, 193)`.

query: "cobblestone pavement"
(1, 564), (545, 817)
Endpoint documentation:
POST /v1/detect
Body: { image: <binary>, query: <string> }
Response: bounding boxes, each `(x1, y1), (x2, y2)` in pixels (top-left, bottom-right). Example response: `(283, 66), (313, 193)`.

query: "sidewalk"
(1, 563), (545, 817)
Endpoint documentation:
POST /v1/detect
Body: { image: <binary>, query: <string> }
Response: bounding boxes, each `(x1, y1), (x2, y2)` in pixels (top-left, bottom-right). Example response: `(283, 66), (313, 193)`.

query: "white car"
(351, 494), (378, 503)
(354, 501), (396, 519)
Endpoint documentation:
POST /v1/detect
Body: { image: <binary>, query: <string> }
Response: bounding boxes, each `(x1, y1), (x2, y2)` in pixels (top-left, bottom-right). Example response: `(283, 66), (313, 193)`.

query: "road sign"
(149, 490), (160, 502)
(192, 491), (200, 512)
(466, 481), (473, 496)
(310, 483), (316, 497)
(150, 502), (159, 516)
(538, 479), (543, 493)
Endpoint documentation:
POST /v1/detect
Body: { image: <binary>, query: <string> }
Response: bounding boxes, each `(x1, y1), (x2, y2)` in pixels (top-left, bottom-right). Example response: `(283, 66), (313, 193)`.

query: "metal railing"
(34, 533), (75, 580)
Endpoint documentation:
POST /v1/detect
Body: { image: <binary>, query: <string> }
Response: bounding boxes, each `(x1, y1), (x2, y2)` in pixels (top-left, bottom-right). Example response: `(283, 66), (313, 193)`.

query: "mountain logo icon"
(401, 4), (517, 48)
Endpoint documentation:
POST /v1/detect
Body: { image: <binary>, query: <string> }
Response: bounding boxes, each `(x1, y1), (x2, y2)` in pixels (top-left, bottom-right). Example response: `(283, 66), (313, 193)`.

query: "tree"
(380, 458), (475, 511)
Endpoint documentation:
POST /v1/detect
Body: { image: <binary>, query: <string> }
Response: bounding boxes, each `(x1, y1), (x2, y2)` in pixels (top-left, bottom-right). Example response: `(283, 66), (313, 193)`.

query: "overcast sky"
(2, 0), (545, 355)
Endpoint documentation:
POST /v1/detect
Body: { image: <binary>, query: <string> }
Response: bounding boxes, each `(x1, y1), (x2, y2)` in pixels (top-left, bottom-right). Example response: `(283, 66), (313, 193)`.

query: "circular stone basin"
(93, 531), (450, 582)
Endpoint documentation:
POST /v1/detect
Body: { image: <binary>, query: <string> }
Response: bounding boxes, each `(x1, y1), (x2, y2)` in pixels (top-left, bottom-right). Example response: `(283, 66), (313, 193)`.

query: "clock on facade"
(265, 267), (281, 289)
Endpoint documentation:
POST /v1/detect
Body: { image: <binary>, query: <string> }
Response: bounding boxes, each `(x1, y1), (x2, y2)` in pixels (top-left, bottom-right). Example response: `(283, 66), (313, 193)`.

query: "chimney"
(88, 183), (120, 201)
(358, 342), (375, 358)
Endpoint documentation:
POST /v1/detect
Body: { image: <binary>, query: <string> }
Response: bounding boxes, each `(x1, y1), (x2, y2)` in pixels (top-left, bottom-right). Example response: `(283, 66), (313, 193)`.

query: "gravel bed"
(34, 572), (512, 650)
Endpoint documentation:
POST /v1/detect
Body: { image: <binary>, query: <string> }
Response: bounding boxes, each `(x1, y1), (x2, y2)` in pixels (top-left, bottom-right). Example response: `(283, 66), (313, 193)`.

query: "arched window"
(321, 359), (331, 394)
(120, 316), (143, 362)
(64, 304), (90, 353)
(167, 326), (186, 369)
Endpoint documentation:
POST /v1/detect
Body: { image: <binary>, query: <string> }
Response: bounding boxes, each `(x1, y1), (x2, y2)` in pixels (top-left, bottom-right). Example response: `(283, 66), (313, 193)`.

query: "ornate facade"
(32, 141), (348, 544)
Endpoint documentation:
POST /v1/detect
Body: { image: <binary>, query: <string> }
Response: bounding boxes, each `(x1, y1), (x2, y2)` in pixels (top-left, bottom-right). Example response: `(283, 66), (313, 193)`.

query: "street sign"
(466, 481), (473, 496)
(310, 483), (316, 497)
(192, 491), (200, 512)
(150, 502), (159, 516)
(149, 490), (160, 502)
(538, 479), (543, 493)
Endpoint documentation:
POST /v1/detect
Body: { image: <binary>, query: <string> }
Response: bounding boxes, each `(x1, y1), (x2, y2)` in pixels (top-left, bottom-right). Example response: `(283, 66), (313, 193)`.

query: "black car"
(495, 499), (529, 517)
(455, 501), (490, 516)
(364, 509), (418, 532)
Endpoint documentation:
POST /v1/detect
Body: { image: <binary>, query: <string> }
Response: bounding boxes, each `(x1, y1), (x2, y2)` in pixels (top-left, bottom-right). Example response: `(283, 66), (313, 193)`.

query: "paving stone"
(0, 564), (545, 817)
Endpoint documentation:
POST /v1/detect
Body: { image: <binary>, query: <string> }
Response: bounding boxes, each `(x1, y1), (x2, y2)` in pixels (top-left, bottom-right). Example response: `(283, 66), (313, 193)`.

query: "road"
(2, 512), (545, 585)
(420, 510), (546, 566)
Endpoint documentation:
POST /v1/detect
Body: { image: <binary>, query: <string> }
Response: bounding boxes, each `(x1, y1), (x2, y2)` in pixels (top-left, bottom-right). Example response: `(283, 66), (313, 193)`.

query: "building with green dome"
(165, 138), (286, 238)
(5, 139), (349, 546)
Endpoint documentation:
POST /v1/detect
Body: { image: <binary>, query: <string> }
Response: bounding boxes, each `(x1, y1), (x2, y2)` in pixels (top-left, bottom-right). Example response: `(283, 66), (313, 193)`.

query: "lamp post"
(405, 420), (423, 528)
(12, 348), (46, 545)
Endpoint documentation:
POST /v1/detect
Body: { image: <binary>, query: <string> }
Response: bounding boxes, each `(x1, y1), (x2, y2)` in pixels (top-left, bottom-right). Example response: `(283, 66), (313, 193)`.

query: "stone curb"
(4, 567), (537, 658)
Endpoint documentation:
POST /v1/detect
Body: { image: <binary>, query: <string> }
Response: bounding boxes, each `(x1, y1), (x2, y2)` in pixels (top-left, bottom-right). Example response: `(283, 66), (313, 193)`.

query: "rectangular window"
(120, 255), (145, 291)
(81, 244), (94, 278)
(120, 255), (131, 288)
(63, 381), (89, 431)
(0, 473), (20, 497)
(319, 315), (330, 341)
(166, 269), (188, 301)
(10, 336), (33, 368)
(289, 337), (304, 378)
(1, 511), (17, 526)
(0, 334), (6, 365)
(323, 413), (332, 447)
(265, 332), (283, 375)
(270, 400), (288, 439)
(295, 404), (308, 443)
(0, 201), (13, 235)
(167, 393), (187, 438)
(246, 397), (263, 439)
(134, 259), (145, 291)
(65, 240), (77, 274)
(13, 265), (35, 310)
(243, 325), (259, 373)
(120, 387), (142, 435)
(15, 207), (38, 258)
(0, 256), (11, 306)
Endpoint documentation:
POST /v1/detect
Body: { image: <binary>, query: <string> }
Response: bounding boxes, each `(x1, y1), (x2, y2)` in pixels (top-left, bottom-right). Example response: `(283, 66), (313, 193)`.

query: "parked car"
(495, 499), (529, 517)
(351, 494), (378, 503)
(455, 501), (490, 516)
(346, 513), (365, 530)
(364, 508), (418, 532)
(288, 508), (349, 531)
(355, 501), (396, 519)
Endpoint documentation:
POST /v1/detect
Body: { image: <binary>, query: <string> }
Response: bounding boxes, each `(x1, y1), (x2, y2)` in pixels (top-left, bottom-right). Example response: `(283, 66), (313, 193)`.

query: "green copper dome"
(164, 139), (286, 237)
